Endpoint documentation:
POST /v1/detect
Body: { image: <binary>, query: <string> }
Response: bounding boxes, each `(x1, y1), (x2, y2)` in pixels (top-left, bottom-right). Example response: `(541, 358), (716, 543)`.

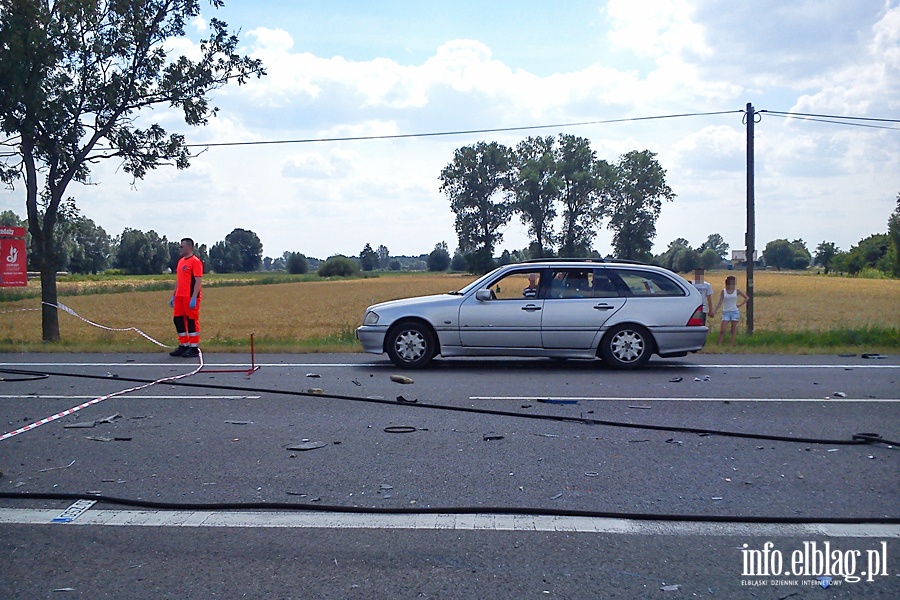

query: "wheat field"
(0, 270), (897, 352)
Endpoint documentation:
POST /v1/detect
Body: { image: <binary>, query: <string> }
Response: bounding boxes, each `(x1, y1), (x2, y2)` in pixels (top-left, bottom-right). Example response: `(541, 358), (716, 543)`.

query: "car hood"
(367, 293), (462, 314)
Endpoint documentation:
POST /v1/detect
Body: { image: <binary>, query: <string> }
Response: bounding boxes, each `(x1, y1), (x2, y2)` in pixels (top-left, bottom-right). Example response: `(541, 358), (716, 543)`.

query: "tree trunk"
(40, 264), (59, 342)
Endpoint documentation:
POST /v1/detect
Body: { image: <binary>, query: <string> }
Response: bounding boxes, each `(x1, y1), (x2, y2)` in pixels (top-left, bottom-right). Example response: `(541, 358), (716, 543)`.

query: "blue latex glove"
(168, 296), (174, 308)
(189, 298), (197, 309)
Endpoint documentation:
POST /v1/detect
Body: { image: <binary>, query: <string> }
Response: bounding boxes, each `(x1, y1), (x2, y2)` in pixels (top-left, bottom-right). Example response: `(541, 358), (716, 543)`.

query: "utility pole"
(745, 102), (755, 335)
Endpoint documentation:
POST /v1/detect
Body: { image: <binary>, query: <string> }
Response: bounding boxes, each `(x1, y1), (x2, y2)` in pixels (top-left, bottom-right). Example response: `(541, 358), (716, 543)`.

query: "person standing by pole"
(169, 238), (203, 358)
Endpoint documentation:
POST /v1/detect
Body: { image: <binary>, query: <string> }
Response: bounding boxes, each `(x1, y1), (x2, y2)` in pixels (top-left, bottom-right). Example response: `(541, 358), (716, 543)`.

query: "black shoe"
(169, 346), (188, 357)
(183, 347), (200, 358)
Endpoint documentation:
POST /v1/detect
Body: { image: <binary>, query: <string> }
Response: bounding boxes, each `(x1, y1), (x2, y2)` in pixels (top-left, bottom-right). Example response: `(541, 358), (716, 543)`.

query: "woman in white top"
(712, 275), (749, 345)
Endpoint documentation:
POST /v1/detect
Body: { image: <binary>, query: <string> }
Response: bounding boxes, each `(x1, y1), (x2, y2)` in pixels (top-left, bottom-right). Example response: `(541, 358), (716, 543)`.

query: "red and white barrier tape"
(0, 302), (171, 348)
(0, 350), (203, 442)
(0, 302), (198, 442)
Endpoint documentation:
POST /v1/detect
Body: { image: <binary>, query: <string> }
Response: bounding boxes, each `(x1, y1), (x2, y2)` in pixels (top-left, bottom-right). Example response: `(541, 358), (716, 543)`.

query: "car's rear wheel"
(600, 324), (652, 369)
(386, 321), (436, 369)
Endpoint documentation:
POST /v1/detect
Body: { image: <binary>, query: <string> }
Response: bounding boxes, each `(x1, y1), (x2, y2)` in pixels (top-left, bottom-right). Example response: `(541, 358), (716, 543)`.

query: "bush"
(318, 255), (358, 277)
(286, 252), (308, 274)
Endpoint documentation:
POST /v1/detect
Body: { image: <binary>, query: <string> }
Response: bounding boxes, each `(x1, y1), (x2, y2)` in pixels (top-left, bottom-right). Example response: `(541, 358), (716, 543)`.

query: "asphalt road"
(0, 352), (897, 599)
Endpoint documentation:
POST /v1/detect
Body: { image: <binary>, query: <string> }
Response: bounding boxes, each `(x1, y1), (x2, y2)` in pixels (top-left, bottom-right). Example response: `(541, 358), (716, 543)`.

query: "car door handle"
(521, 304), (541, 312)
(593, 303), (615, 311)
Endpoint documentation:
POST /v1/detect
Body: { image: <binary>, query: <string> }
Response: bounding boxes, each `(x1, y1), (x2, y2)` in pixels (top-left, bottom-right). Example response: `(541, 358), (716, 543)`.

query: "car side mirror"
(475, 289), (493, 302)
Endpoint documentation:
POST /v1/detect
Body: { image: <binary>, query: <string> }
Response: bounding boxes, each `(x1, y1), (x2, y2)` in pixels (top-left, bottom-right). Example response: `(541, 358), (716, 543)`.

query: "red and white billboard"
(0, 226), (27, 287)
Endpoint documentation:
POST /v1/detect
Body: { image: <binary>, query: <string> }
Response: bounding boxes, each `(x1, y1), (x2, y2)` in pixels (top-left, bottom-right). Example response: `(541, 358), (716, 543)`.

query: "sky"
(2, 0), (899, 261)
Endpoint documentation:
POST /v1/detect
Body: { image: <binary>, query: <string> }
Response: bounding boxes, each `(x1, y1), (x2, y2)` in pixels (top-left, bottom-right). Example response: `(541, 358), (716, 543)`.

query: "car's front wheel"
(600, 324), (653, 369)
(386, 321), (436, 369)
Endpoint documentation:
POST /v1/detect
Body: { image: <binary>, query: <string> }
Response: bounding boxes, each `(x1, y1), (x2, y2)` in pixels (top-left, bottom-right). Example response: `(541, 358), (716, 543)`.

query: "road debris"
(306, 388), (324, 394)
(287, 441), (328, 451)
(661, 584), (680, 592)
(483, 434), (504, 441)
(668, 377), (683, 383)
(832, 392), (847, 397)
(224, 420), (251, 425)
(537, 398), (578, 405)
(629, 405), (652, 410)
(390, 375), (415, 384)
(38, 460), (76, 473)
(96, 414), (121, 424)
(396, 395), (417, 403)
(384, 426), (417, 433)
(305, 373), (321, 378)
(63, 421), (95, 429)
(694, 375), (710, 382)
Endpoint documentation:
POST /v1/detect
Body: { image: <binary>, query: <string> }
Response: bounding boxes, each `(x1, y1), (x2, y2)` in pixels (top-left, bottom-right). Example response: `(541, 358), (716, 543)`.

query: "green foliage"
(450, 251), (467, 272)
(209, 240), (241, 273)
(511, 136), (559, 258)
(556, 134), (611, 257)
(440, 141), (513, 260)
(426, 242), (451, 272)
(699, 233), (729, 261)
(225, 228), (263, 272)
(285, 252), (308, 275)
(114, 228), (168, 275)
(389, 260), (402, 271)
(763, 238), (809, 270)
(888, 193), (900, 277)
(606, 150), (675, 260)
(814, 241), (839, 274)
(318, 255), (359, 277)
(359, 243), (378, 271)
(700, 248), (719, 270)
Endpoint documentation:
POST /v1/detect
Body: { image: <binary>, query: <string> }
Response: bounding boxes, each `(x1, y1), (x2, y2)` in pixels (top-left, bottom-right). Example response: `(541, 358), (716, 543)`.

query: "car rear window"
(613, 269), (686, 297)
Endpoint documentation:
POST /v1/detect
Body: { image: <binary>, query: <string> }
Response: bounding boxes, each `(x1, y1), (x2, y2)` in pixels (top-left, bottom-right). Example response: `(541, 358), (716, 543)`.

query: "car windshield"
(454, 268), (504, 295)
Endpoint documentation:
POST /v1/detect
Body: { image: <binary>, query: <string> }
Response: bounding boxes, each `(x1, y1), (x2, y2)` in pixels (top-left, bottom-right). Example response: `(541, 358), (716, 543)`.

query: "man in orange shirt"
(169, 238), (203, 358)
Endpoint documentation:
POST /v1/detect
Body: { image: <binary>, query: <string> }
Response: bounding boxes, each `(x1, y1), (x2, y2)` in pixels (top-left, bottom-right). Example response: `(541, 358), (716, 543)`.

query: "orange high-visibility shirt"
(175, 254), (203, 298)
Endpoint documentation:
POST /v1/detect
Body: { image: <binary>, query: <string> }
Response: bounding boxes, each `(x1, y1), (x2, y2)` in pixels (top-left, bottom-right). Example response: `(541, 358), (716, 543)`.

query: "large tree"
(556, 134), (611, 258)
(606, 150), (675, 261)
(511, 136), (559, 258)
(440, 141), (512, 273)
(0, 0), (264, 341)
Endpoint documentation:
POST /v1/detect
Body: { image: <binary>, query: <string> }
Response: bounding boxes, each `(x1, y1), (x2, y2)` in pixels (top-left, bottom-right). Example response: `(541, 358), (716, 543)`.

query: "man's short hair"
(181, 238), (195, 249)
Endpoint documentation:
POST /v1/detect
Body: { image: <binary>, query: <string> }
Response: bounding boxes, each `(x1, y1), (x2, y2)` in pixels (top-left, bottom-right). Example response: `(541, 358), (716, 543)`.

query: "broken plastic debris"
(861, 353), (886, 359)
(390, 375), (415, 384)
(395, 395), (417, 403)
(584, 471), (599, 477)
(483, 434), (504, 441)
(351, 379), (362, 386)
(305, 373), (321, 378)
(537, 398), (578, 405)
(629, 405), (652, 410)
(85, 436), (113, 442)
(96, 414), (121, 424)
(550, 492), (563, 500)
(665, 438), (683, 445)
(287, 441), (328, 451)
(833, 392), (847, 398)
(694, 375), (710, 382)
(64, 421), (96, 429)
(224, 420), (251, 425)
(306, 388), (324, 395)
(668, 376), (683, 383)
(661, 584), (680, 592)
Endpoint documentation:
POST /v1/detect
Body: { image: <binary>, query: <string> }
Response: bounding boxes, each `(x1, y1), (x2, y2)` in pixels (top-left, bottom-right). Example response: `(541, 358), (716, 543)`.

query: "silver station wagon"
(356, 260), (709, 369)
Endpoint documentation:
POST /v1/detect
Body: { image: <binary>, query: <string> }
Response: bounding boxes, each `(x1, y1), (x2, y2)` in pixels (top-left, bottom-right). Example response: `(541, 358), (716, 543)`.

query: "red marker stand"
(0, 226), (27, 287)
(199, 333), (261, 375)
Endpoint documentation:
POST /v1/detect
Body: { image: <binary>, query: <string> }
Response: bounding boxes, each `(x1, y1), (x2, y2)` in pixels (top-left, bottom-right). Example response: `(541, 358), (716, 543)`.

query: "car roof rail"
(518, 257), (650, 266)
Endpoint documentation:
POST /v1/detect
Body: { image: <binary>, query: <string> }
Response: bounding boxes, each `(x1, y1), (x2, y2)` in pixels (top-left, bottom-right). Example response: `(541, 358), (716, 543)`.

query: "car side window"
(613, 269), (685, 297)
(487, 270), (543, 300)
(547, 269), (594, 299)
(591, 270), (620, 297)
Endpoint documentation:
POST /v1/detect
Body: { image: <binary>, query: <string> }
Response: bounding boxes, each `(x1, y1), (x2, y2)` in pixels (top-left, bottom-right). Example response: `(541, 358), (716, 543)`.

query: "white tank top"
(722, 289), (739, 311)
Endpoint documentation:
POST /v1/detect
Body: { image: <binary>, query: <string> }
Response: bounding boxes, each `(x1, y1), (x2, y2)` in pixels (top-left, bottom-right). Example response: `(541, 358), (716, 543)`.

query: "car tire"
(386, 321), (436, 369)
(600, 324), (653, 369)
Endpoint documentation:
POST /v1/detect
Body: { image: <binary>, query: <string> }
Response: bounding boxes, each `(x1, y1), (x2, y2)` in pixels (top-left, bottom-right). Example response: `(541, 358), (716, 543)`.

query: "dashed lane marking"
(0, 508), (897, 537)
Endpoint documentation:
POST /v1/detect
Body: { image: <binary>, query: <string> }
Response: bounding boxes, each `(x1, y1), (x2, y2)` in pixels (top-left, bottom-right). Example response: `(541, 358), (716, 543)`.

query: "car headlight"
(363, 311), (380, 325)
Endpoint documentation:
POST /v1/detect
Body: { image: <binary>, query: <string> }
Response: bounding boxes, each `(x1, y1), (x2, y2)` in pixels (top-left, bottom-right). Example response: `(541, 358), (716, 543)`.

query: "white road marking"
(471, 396), (900, 403)
(0, 395), (261, 400)
(0, 361), (896, 369)
(0, 508), (896, 537)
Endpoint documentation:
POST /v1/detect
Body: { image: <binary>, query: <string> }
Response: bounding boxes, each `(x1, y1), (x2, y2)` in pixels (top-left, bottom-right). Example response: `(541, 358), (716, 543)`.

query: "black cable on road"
(1, 367), (897, 448)
(0, 491), (897, 525)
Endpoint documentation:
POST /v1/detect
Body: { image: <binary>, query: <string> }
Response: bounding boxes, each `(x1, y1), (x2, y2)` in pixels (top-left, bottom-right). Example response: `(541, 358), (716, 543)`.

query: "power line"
(184, 110), (744, 148)
(760, 111), (900, 131)
(760, 110), (900, 123)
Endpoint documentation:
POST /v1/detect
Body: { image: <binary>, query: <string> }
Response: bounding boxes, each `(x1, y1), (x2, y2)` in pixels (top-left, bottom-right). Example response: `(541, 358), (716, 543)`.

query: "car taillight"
(687, 306), (705, 326)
